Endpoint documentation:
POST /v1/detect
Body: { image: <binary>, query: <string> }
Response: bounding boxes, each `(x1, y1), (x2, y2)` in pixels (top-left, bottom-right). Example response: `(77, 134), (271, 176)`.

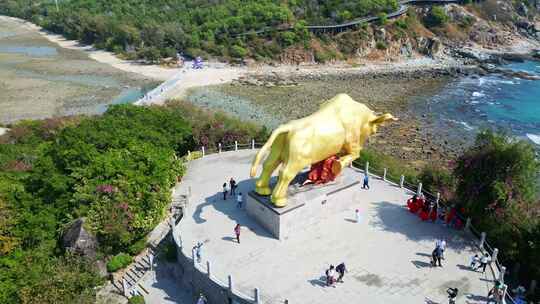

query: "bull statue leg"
(271, 159), (305, 207)
(332, 144), (361, 175)
(254, 135), (285, 196)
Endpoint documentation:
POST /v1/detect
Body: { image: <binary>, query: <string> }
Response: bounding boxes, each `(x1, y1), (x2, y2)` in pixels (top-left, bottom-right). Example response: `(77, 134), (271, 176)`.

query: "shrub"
(107, 253), (133, 272)
(419, 165), (456, 201)
(128, 295), (146, 304)
(377, 12), (388, 25)
(395, 19), (408, 29)
(375, 41), (387, 50)
(230, 45), (248, 58)
(185, 151), (203, 161)
(354, 148), (418, 185)
(279, 32), (297, 47)
(424, 6), (449, 27)
(128, 238), (147, 255)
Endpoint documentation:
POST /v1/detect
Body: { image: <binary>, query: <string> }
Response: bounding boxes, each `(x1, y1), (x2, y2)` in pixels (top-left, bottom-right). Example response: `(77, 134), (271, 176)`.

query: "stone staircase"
(114, 247), (156, 297)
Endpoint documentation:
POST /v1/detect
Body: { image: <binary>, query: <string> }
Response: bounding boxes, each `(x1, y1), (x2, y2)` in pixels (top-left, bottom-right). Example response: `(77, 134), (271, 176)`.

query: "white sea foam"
(472, 91), (485, 98)
(477, 77), (515, 86)
(446, 119), (474, 131)
(526, 133), (540, 145)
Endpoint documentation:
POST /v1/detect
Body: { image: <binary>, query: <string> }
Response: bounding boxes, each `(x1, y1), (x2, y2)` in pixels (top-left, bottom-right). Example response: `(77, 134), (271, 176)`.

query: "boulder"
(517, 2), (529, 16)
(417, 37), (442, 58)
(374, 28), (386, 41)
(62, 218), (97, 259)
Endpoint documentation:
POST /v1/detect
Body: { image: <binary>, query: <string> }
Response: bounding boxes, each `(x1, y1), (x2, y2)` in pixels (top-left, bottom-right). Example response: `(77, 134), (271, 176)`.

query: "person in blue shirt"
(362, 173), (370, 189)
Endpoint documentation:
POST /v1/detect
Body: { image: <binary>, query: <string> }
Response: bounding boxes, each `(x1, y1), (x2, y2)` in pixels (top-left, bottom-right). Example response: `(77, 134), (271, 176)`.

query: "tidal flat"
(0, 17), (157, 124)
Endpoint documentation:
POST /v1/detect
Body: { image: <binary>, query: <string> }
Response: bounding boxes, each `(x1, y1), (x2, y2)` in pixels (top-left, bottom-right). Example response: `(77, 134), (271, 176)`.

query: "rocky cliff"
(277, 0), (540, 65)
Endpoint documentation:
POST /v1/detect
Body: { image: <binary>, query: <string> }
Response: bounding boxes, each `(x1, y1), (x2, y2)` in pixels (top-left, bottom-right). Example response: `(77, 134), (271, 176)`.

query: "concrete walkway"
(173, 150), (497, 304)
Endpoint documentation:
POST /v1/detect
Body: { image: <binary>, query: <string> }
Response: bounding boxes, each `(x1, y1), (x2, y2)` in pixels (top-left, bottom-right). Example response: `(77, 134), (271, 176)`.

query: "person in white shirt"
(237, 192), (243, 208)
(470, 254), (480, 270)
(222, 182), (228, 200)
(480, 253), (491, 273)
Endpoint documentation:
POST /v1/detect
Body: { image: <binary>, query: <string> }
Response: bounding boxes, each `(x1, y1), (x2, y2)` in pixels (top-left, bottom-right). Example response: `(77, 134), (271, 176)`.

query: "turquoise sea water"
(418, 60), (540, 146)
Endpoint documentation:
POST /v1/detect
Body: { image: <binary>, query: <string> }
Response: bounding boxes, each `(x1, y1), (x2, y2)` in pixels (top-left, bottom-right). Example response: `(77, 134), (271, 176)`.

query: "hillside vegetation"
(0, 0), (398, 61)
(0, 104), (267, 303)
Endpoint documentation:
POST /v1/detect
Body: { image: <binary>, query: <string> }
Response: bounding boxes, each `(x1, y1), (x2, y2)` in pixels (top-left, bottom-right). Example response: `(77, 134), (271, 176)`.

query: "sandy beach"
(0, 15), (475, 106)
(0, 16), (249, 102)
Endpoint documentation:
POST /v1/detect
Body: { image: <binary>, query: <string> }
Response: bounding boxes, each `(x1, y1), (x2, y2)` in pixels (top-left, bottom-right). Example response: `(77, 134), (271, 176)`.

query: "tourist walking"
(470, 254), (480, 270)
(436, 239), (447, 259)
(237, 192), (243, 208)
(196, 293), (208, 304)
(362, 173), (370, 189)
(487, 281), (504, 303)
(193, 242), (203, 263)
(432, 246), (443, 267)
(234, 224), (241, 243)
(355, 209), (361, 223)
(480, 253), (491, 273)
(222, 182), (228, 200)
(325, 265), (336, 287)
(336, 262), (347, 283)
(447, 287), (458, 304)
(230, 177), (237, 195)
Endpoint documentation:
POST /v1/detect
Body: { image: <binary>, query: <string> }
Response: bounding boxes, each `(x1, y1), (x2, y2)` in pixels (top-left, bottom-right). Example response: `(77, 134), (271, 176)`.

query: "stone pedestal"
(246, 168), (360, 240)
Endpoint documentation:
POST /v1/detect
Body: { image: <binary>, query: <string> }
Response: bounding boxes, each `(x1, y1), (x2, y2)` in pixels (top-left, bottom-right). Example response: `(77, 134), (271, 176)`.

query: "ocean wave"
(446, 119), (475, 131)
(526, 133), (540, 145)
(472, 91), (485, 98)
(478, 77), (516, 86)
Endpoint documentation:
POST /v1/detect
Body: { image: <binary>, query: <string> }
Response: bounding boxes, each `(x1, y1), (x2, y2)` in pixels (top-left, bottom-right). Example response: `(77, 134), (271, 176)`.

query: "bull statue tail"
(250, 125), (289, 177)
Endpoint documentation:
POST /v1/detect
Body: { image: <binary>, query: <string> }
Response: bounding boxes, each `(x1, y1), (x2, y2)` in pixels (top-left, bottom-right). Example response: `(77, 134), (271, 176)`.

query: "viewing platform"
(172, 149), (498, 304)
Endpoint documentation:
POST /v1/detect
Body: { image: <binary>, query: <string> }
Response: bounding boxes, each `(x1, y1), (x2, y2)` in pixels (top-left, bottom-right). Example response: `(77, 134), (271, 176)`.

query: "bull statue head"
(250, 94), (397, 207)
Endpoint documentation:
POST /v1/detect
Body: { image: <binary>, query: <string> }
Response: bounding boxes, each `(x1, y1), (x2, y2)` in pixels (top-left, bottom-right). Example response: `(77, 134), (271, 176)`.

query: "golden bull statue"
(250, 93), (397, 207)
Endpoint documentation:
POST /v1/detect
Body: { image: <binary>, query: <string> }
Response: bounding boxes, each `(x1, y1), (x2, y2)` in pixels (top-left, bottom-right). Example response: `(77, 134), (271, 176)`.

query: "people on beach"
(229, 177), (237, 195)
(362, 173), (370, 189)
(325, 265), (336, 286)
(234, 224), (241, 243)
(336, 262), (347, 283)
(222, 182), (228, 200)
(237, 192), (243, 208)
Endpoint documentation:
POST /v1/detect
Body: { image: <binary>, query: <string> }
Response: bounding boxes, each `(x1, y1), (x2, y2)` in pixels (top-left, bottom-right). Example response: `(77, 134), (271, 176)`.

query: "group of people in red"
(407, 194), (438, 222)
(406, 194), (464, 229)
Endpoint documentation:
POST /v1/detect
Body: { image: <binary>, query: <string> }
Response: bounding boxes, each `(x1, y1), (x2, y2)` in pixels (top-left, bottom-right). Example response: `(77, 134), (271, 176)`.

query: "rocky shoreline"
(190, 51), (540, 170)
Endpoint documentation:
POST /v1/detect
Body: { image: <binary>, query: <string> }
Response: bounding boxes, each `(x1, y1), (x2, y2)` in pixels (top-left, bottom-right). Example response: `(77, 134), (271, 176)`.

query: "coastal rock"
(400, 40), (413, 58)
(416, 37), (441, 58)
(279, 48), (315, 64)
(62, 218), (97, 259)
(375, 28), (386, 41)
(517, 2), (529, 16)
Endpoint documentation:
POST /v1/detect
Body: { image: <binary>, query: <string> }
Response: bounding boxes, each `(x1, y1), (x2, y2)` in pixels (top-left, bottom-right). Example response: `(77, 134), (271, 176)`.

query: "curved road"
(235, 0), (460, 37)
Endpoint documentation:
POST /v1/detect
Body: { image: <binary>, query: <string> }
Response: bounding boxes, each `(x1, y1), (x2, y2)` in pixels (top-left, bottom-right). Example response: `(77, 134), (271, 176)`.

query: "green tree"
(454, 130), (539, 260)
(424, 6), (449, 27)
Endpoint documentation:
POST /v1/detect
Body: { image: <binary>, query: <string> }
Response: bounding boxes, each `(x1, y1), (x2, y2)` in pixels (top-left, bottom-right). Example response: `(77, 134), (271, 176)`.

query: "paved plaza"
(174, 150), (497, 304)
